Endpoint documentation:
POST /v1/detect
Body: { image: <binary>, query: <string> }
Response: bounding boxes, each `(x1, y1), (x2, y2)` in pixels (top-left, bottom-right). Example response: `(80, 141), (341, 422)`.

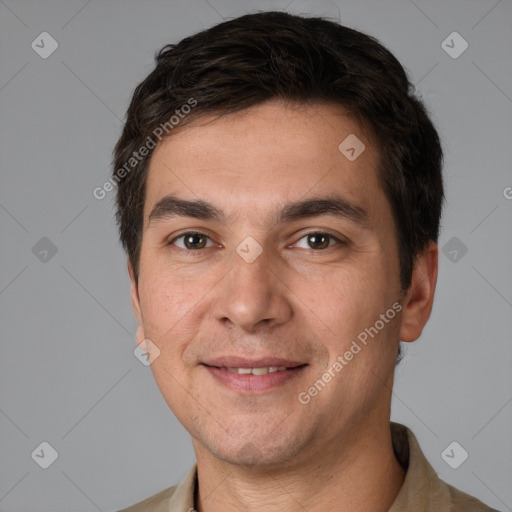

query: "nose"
(213, 244), (293, 333)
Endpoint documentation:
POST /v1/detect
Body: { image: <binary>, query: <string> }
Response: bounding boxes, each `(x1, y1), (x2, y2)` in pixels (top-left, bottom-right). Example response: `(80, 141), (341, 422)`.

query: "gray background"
(0, 0), (511, 510)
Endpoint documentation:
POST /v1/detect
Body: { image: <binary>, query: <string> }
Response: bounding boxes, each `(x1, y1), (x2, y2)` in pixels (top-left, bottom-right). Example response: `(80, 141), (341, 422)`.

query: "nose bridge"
(214, 242), (291, 331)
(233, 243), (273, 293)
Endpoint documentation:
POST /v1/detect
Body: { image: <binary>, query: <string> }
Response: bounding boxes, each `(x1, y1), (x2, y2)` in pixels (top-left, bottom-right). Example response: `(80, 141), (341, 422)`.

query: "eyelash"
(166, 231), (346, 254)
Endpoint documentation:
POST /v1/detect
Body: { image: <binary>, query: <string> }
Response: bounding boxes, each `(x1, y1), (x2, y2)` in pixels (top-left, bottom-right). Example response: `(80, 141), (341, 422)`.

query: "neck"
(194, 418), (405, 512)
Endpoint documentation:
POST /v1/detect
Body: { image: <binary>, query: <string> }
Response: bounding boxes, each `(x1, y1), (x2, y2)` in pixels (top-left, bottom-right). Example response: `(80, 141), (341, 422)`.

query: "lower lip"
(203, 365), (307, 392)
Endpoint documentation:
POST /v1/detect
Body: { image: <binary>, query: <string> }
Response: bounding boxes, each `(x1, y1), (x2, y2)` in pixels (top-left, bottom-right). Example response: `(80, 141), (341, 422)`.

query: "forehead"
(144, 100), (385, 225)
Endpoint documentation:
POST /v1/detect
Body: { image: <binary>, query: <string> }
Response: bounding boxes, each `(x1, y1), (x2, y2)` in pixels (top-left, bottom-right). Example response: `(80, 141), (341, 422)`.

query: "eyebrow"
(148, 194), (369, 228)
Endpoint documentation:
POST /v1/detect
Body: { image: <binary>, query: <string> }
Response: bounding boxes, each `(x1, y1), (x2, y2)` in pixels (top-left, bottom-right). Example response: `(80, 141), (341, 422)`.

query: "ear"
(399, 241), (438, 343)
(128, 260), (146, 344)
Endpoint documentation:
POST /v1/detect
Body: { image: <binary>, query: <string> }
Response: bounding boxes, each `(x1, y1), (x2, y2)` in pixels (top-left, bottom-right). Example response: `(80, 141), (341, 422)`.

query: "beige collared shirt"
(118, 423), (498, 512)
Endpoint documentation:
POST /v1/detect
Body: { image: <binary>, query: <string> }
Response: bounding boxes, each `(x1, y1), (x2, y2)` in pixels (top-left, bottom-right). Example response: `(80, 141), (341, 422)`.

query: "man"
(113, 11), (498, 512)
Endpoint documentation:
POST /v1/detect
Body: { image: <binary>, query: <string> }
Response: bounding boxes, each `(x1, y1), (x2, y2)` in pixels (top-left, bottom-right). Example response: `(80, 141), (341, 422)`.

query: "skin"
(128, 99), (438, 512)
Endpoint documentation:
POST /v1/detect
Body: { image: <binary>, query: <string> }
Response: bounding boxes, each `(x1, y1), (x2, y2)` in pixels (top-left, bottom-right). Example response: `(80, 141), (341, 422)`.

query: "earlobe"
(128, 260), (145, 343)
(399, 241), (438, 343)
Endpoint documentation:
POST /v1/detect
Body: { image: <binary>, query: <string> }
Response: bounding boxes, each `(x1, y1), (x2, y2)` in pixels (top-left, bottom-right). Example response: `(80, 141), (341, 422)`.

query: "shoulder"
(116, 463), (197, 512)
(446, 482), (502, 512)
(390, 423), (500, 512)
(116, 485), (178, 512)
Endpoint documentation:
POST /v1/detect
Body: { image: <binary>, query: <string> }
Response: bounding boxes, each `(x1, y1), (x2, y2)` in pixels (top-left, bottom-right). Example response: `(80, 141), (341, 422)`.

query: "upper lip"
(202, 356), (306, 368)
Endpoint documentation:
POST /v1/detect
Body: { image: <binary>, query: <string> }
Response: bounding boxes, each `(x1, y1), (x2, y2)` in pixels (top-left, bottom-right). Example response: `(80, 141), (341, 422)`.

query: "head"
(113, 11), (443, 468)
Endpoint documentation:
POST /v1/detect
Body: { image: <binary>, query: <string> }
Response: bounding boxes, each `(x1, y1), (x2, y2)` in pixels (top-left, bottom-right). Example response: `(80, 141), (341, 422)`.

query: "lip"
(202, 356), (305, 368)
(201, 357), (308, 393)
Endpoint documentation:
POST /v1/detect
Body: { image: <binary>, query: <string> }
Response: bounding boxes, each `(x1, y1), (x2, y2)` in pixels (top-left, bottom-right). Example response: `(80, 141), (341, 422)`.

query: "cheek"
(298, 258), (398, 364)
(138, 271), (197, 346)
(279, 272), (366, 375)
(141, 251), (199, 305)
(139, 275), (199, 399)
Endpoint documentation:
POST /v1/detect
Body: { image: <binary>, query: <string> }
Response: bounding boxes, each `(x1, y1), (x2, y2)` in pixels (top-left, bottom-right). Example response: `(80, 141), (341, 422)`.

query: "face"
(129, 100), (431, 469)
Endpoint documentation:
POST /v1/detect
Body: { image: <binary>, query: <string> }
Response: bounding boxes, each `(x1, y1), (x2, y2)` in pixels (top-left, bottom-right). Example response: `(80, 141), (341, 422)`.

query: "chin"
(198, 424), (313, 469)
(215, 444), (297, 468)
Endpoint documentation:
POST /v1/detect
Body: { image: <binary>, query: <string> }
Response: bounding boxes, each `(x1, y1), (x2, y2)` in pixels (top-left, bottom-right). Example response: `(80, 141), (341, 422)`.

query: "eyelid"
(290, 230), (347, 249)
(166, 230), (218, 249)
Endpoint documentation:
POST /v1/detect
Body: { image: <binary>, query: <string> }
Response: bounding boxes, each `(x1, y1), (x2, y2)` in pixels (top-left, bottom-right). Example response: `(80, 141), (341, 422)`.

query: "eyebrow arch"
(148, 194), (369, 228)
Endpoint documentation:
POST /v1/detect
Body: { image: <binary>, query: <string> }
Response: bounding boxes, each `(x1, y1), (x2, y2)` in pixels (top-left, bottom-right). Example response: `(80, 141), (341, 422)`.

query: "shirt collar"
(388, 422), (451, 511)
(166, 462), (197, 511)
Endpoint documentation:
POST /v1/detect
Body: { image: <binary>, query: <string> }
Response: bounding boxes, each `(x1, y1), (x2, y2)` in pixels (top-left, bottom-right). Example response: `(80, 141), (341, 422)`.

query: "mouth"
(201, 357), (308, 392)
(221, 366), (295, 375)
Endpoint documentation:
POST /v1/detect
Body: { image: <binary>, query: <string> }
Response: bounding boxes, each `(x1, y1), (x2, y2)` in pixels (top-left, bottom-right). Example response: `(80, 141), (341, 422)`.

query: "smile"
(202, 364), (308, 392)
(224, 366), (289, 375)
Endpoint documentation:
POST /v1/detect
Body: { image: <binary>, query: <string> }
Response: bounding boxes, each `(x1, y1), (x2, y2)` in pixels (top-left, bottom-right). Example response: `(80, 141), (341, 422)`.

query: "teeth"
(225, 367), (288, 375)
(251, 367), (268, 375)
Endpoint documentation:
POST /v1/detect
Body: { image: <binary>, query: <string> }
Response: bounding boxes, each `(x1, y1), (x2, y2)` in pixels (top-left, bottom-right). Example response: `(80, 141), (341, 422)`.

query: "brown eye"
(307, 233), (331, 249)
(294, 232), (342, 250)
(170, 232), (212, 250)
(184, 233), (207, 249)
